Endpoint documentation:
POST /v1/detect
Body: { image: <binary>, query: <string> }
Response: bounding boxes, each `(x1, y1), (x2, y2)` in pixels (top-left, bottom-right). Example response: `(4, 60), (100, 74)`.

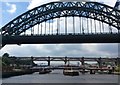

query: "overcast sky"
(0, 0), (119, 58)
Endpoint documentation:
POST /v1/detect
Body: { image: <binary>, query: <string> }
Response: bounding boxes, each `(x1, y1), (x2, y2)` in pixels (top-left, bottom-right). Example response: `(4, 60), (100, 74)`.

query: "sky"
(0, 0), (119, 59)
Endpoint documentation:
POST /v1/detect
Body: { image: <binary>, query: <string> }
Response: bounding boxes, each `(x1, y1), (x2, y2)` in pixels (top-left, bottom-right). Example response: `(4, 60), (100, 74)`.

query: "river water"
(2, 70), (118, 83)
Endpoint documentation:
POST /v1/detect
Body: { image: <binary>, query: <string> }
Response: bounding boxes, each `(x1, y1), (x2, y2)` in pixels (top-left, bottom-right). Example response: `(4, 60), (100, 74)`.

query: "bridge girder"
(1, 2), (120, 36)
(9, 56), (119, 62)
(2, 33), (120, 45)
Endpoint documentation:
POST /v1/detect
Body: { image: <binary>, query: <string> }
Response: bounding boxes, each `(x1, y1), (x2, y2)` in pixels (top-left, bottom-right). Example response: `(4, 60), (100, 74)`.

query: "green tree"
(2, 53), (11, 66)
(2, 53), (9, 58)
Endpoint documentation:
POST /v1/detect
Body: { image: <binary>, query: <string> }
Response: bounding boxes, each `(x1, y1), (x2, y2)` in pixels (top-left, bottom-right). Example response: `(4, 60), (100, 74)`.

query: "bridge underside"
(2, 34), (119, 46)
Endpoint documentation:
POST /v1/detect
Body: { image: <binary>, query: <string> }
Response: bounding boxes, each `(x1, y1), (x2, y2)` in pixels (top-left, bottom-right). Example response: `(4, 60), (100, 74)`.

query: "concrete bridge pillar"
(48, 56), (50, 66)
(31, 56), (34, 67)
(97, 57), (102, 68)
(81, 57), (85, 66)
(64, 56), (67, 65)
(81, 57), (85, 74)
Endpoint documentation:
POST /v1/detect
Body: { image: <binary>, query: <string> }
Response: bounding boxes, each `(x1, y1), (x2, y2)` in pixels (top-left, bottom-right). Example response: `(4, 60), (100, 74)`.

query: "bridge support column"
(31, 56), (34, 67)
(64, 56), (67, 65)
(48, 56), (50, 66)
(97, 57), (102, 68)
(97, 57), (103, 73)
(81, 57), (85, 74)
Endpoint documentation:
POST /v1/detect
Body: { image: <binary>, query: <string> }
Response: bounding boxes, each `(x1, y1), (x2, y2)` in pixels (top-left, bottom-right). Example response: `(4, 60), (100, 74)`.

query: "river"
(2, 70), (118, 84)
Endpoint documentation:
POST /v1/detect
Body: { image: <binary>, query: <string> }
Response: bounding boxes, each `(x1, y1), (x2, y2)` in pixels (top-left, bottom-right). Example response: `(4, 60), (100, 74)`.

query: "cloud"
(1, 0), (30, 2)
(0, 44), (118, 57)
(91, 0), (117, 7)
(27, 0), (116, 10)
(27, 0), (59, 10)
(6, 2), (16, 14)
(100, 0), (117, 7)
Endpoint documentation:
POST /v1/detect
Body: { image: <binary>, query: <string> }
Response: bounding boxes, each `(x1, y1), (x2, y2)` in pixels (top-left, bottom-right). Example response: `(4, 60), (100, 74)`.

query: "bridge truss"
(1, 1), (120, 46)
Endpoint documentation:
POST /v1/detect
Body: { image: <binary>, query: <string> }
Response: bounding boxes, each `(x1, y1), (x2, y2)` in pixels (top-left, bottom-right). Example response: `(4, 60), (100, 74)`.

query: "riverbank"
(2, 69), (34, 78)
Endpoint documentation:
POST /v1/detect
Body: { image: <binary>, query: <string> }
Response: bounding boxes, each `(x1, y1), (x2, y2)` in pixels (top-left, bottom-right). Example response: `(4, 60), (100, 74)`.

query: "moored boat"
(39, 67), (52, 74)
(63, 67), (79, 76)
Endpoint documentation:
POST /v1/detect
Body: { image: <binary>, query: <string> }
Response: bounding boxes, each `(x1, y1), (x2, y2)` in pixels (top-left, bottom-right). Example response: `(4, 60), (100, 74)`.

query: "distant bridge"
(9, 56), (120, 68)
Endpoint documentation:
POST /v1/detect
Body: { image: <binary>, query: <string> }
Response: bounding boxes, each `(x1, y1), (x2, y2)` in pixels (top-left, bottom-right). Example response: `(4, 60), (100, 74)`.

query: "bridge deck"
(2, 33), (119, 46)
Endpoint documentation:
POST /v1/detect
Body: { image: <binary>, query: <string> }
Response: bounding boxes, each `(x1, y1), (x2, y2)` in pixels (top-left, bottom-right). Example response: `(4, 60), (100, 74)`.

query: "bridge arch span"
(2, 1), (120, 36)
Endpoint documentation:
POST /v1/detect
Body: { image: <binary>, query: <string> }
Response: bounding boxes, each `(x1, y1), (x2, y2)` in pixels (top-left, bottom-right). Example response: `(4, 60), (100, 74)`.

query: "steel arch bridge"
(1, 1), (120, 46)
